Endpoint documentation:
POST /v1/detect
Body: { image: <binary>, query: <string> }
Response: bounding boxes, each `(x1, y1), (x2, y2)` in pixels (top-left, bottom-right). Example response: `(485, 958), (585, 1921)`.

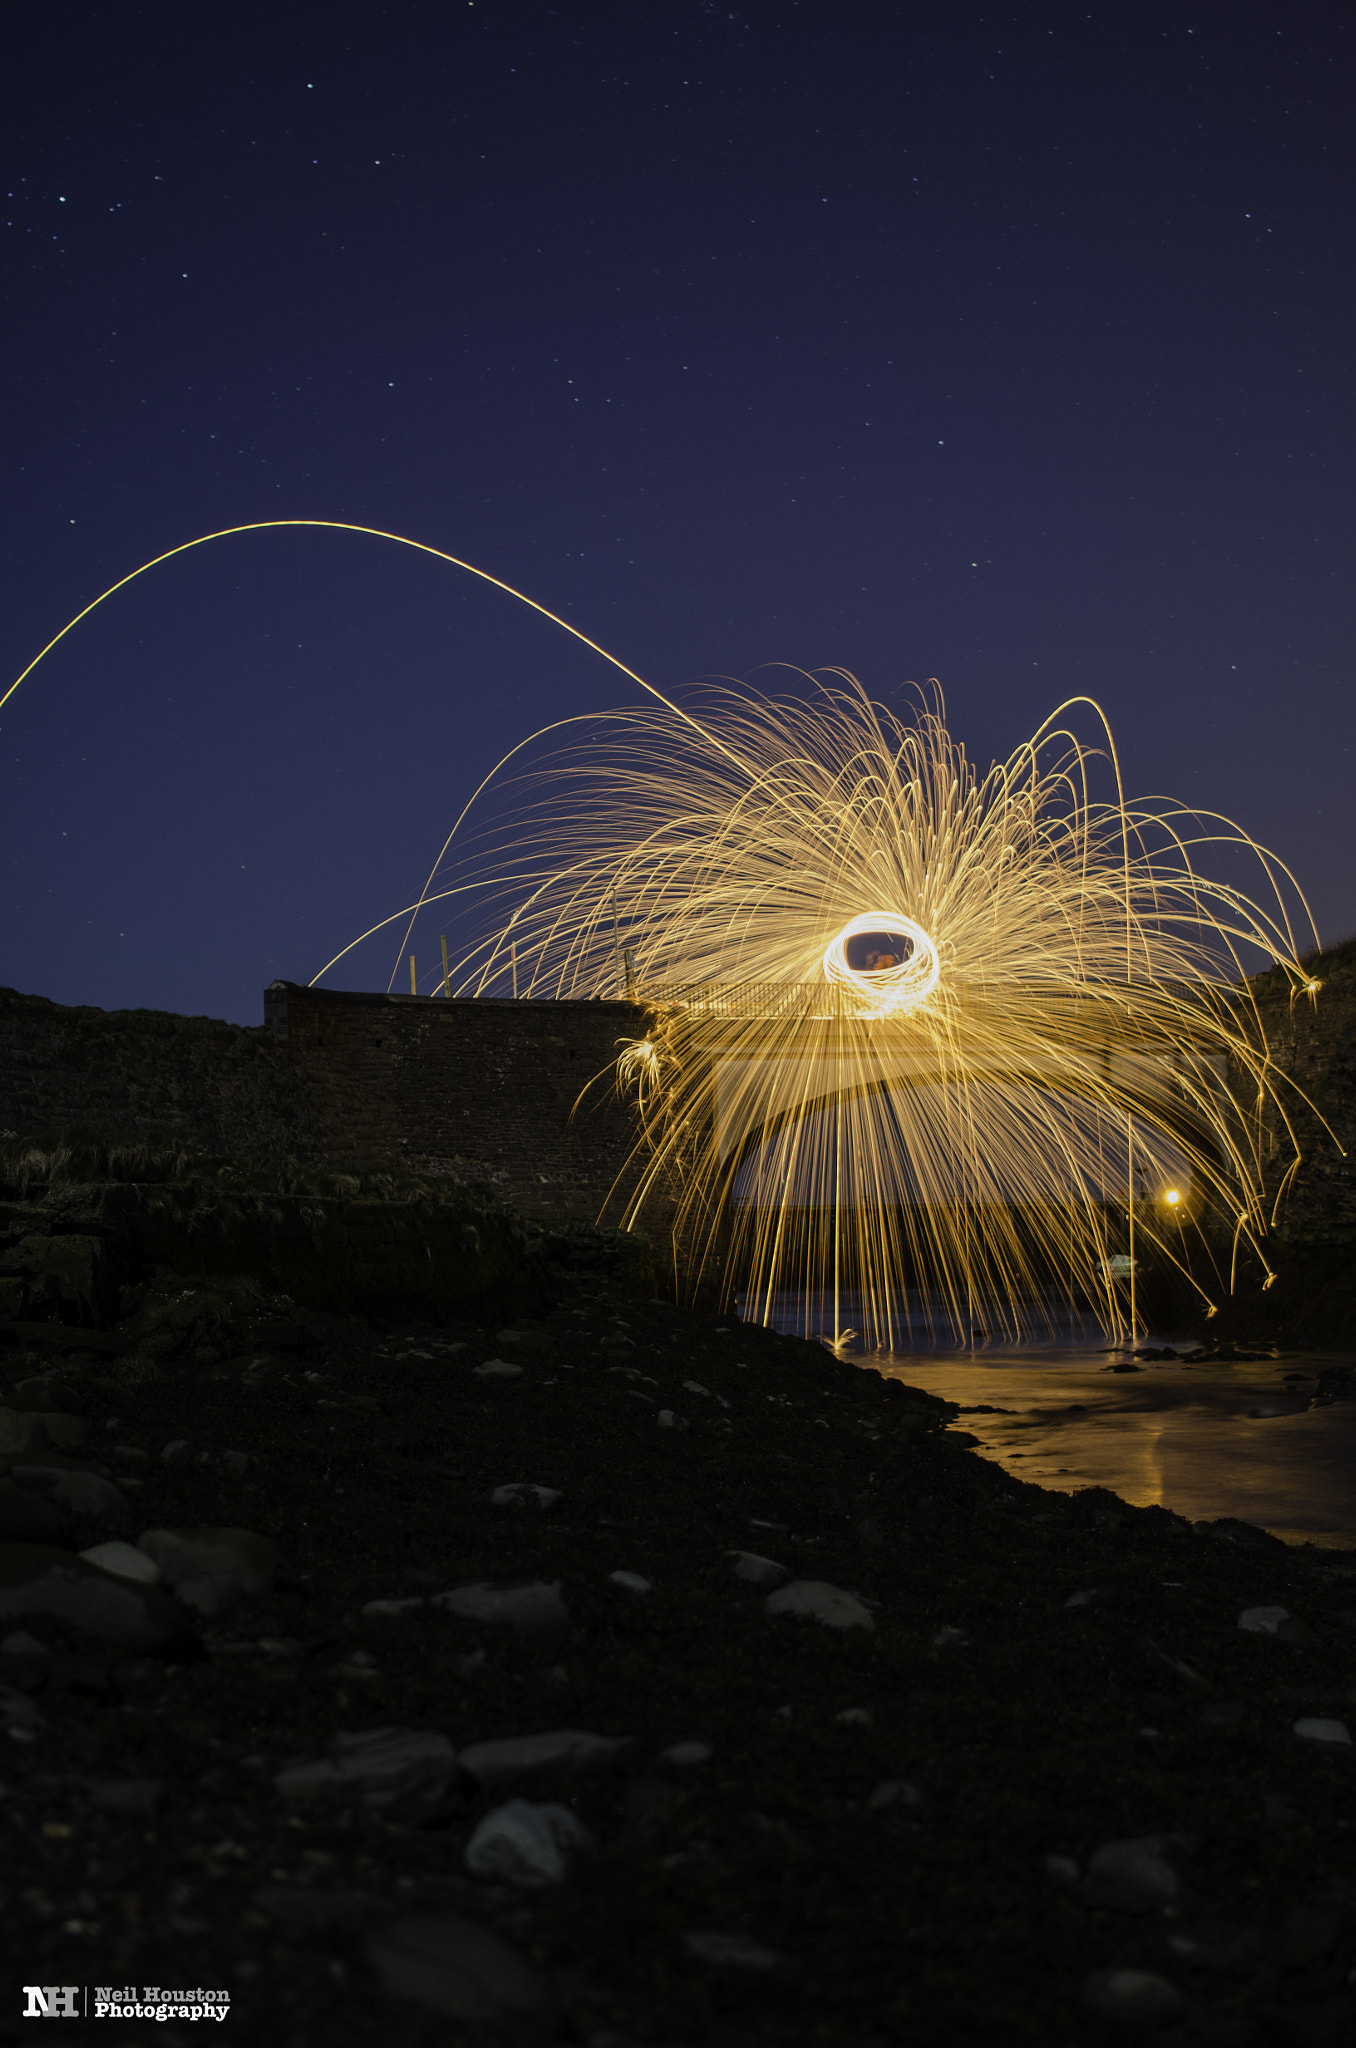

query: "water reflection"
(744, 1293), (1356, 1549)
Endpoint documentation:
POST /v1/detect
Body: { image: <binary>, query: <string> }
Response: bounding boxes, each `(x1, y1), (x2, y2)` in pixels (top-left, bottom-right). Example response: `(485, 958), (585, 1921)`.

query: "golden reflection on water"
(871, 1353), (1356, 1548)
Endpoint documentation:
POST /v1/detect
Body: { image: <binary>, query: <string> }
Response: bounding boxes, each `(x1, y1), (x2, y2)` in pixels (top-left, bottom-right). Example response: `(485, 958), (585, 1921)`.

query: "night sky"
(4, 3), (1352, 1025)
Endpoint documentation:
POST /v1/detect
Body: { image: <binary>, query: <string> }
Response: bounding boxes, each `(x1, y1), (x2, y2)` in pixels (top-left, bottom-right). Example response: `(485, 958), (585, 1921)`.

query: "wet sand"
(864, 1347), (1356, 1547)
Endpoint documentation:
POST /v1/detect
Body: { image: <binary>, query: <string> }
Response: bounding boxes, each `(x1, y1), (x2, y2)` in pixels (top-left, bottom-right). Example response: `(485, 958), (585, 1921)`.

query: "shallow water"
(747, 1296), (1356, 1549)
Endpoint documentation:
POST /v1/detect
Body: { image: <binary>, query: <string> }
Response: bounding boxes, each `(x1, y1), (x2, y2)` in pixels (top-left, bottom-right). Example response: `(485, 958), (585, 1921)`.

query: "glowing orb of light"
(822, 912), (940, 1014)
(1164, 1188), (1181, 1207)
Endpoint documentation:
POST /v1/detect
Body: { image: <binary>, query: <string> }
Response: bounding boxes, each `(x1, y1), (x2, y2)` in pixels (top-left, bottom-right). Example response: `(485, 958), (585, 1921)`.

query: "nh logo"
(21, 1987), (81, 2018)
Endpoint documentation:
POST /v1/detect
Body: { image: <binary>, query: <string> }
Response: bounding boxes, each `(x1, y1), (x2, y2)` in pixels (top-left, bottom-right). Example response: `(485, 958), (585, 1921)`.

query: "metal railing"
(640, 981), (847, 1019)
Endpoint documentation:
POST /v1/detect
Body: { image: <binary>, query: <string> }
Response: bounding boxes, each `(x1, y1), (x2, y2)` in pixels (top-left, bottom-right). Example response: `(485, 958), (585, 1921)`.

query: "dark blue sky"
(4, 2), (1351, 1023)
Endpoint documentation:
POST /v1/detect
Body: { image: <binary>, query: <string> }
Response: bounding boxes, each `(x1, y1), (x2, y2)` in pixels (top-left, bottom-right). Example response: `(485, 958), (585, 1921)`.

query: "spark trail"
(11, 524), (1326, 1340)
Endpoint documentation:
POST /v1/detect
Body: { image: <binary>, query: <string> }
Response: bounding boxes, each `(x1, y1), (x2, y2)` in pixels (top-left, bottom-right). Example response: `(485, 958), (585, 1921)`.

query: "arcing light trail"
(11, 522), (1329, 1341)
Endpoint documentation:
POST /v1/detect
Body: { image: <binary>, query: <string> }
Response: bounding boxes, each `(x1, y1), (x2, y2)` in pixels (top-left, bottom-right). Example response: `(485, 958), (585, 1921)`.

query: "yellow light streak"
(418, 674), (1326, 1341)
(10, 523), (1329, 1343)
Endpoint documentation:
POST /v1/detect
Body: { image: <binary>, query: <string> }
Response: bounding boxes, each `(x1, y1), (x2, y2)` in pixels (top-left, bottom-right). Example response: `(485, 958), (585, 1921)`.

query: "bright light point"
(1164, 1188), (1181, 1206)
(822, 911), (940, 1014)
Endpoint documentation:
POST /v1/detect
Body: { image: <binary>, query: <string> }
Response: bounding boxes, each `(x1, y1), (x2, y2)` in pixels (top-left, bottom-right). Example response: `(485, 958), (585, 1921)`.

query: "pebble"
(0, 1543), (187, 1650)
(662, 1741), (712, 1766)
(683, 1931), (780, 1970)
(495, 1327), (553, 1353)
(36, 1412), (88, 1454)
(474, 1360), (523, 1379)
(9, 1373), (81, 1415)
(1084, 1837), (1181, 1913)
(727, 1550), (788, 1588)
(1145, 1639), (1210, 1691)
(1293, 1717), (1351, 1748)
(274, 1726), (457, 1808)
(1279, 1904), (1347, 1969)
(0, 1680), (41, 1733)
(364, 1910), (556, 2026)
(491, 1484), (562, 1510)
(458, 1728), (635, 1786)
(1238, 1605), (1292, 1634)
(17, 1468), (130, 1526)
(88, 1777), (162, 1815)
(866, 1780), (922, 1812)
(835, 1707), (872, 1726)
(361, 1596), (426, 1617)
(251, 1886), (385, 1936)
(77, 1541), (161, 1585)
(1238, 1604), (1314, 1645)
(0, 1481), (67, 1544)
(1064, 1588), (1099, 1608)
(1082, 1968), (1184, 2028)
(0, 1410), (53, 1458)
(432, 1581), (570, 1633)
(463, 1797), (594, 1886)
(136, 1527), (276, 1617)
(160, 1440), (191, 1464)
(609, 1571), (651, 1594)
(766, 1580), (875, 1631)
(682, 1381), (710, 1396)
(656, 1410), (689, 1430)
(0, 1629), (51, 1690)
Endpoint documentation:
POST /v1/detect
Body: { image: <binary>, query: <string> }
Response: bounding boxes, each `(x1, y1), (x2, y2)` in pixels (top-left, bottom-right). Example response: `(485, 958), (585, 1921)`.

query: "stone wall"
(0, 986), (317, 1163)
(262, 982), (650, 1224)
(5, 960), (1353, 1334)
(1252, 951), (1356, 1247)
(1189, 944), (1356, 1343)
(0, 982), (652, 1228)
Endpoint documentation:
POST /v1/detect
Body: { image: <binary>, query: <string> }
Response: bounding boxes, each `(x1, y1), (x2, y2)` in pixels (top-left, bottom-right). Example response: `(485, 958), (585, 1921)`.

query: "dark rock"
(135, 1526), (276, 1616)
(9, 1372), (83, 1414)
(1083, 1968), (1184, 2028)
(17, 1466), (129, 1526)
(1197, 1517), (1287, 1552)
(251, 1886), (388, 1937)
(88, 1776), (162, 1815)
(364, 1910), (556, 2026)
(274, 1727), (459, 1813)
(0, 1628), (52, 1690)
(243, 1317), (309, 1352)
(1084, 1837), (1182, 1913)
(458, 1729), (635, 1785)
(0, 1482), (69, 1544)
(0, 1542), (194, 1650)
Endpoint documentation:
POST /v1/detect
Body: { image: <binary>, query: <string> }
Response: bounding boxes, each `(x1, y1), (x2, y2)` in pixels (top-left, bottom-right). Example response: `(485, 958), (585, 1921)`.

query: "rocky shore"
(1, 1281), (1355, 2047)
